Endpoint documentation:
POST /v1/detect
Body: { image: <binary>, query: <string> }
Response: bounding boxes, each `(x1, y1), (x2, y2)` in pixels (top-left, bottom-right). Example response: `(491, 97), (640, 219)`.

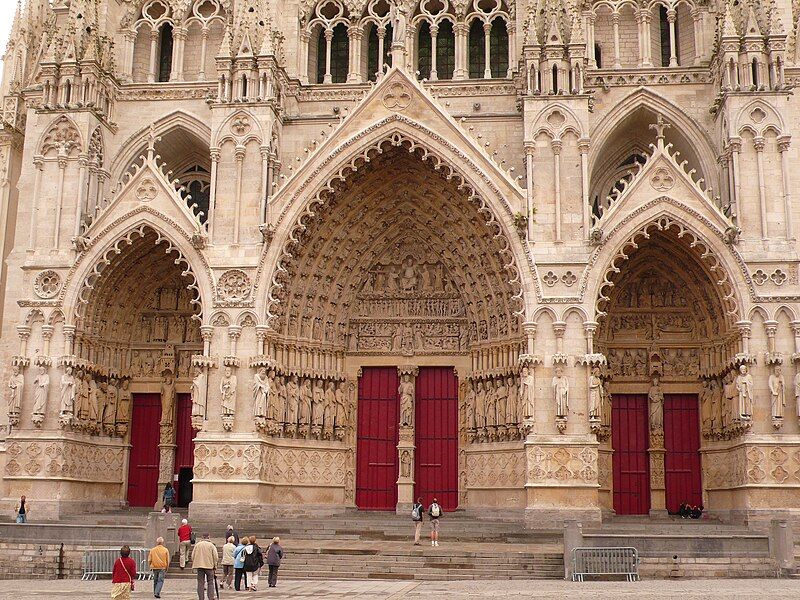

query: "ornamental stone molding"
(33, 270), (61, 299)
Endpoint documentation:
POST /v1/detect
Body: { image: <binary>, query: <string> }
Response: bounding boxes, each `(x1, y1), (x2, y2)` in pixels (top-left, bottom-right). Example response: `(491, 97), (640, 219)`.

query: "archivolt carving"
(266, 143), (525, 345)
(594, 214), (741, 321)
(74, 224), (203, 323)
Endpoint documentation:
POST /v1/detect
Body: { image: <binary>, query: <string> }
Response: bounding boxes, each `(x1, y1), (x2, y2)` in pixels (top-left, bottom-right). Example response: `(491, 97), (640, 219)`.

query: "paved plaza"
(0, 578), (797, 599)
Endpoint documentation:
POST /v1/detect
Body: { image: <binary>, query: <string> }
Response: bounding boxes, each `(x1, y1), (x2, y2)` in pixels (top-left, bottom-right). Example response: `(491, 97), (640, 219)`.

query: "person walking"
(242, 535), (264, 591)
(233, 537), (248, 591)
(224, 524), (239, 545)
(15, 495), (28, 523)
(266, 537), (284, 588)
(148, 536), (170, 598)
(192, 533), (218, 600)
(162, 483), (176, 509)
(110, 545), (137, 600)
(221, 535), (236, 589)
(178, 518), (193, 569)
(428, 497), (442, 547)
(411, 497), (424, 545)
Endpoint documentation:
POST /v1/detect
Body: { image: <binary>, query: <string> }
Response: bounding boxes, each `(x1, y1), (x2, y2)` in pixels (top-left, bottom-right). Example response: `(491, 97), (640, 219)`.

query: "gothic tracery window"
(413, 0), (456, 81)
(466, 0), (509, 79)
(363, 0), (393, 81)
(308, 1), (351, 84)
(176, 164), (211, 224)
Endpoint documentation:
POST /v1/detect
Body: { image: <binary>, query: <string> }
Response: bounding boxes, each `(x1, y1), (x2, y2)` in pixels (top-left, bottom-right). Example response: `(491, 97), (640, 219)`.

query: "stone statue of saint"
(59, 366), (76, 416)
(389, 0), (407, 46)
(520, 366), (535, 420)
(253, 367), (270, 420)
(699, 379), (712, 433)
(769, 365), (786, 420)
(311, 379), (325, 428)
(648, 375), (664, 432)
(273, 375), (286, 423)
(299, 378), (312, 425)
(117, 378), (132, 426)
(160, 371), (176, 425)
(398, 373), (414, 426)
(588, 367), (602, 420)
(220, 366), (237, 417)
(505, 375), (518, 426)
(334, 380), (348, 428)
(32, 365), (50, 419)
(400, 450), (411, 478)
(709, 378), (721, 431)
(484, 379), (497, 428)
(191, 366), (207, 418)
(285, 375), (300, 426)
(465, 381), (476, 429)
(474, 380), (486, 428)
(735, 364), (754, 418)
(104, 379), (118, 431)
(88, 376), (100, 426)
(324, 381), (336, 433)
(494, 377), (508, 426)
(552, 366), (569, 418)
(7, 364), (24, 416)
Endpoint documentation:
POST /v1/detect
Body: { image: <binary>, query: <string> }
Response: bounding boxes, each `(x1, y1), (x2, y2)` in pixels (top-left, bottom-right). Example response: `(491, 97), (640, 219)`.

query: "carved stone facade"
(1, 0), (800, 526)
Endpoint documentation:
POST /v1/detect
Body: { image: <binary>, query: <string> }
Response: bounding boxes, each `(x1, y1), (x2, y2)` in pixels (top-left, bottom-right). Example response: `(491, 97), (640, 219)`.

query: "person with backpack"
(233, 537), (248, 591)
(242, 535), (264, 591)
(162, 483), (175, 509)
(411, 497), (424, 545)
(428, 498), (442, 547)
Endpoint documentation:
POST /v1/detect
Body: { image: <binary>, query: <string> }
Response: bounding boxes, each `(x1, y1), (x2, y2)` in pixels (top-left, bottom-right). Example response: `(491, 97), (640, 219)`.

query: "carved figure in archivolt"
(253, 367), (270, 420)
(520, 367), (535, 420)
(220, 366), (237, 417)
(32, 366), (50, 421)
(588, 367), (602, 420)
(552, 367), (569, 418)
(735, 364), (754, 419)
(399, 374), (415, 426)
(506, 375), (518, 425)
(648, 375), (664, 433)
(769, 365), (786, 420)
(7, 365), (23, 417)
(191, 366), (207, 419)
(59, 366), (76, 417)
(160, 371), (176, 426)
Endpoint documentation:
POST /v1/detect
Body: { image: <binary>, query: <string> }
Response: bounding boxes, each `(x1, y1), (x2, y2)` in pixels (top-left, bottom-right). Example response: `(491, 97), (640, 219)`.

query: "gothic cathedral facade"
(0, 0), (799, 525)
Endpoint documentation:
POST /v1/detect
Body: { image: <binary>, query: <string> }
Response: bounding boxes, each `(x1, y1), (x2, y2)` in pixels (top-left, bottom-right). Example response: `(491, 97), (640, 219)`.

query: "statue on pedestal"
(648, 375), (664, 433)
(160, 371), (176, 426)
(769, 364), (786, 422)
(398, 373), (414, 427)
(59, 366), (76, 419)
(7, 364), (24, 425)
(253, 367), (270, 422)
(552, 366), (569, 418)
(735, 364), (754, 419)
(32, 365), (50, 426)
(588, 367), (602, 421)
(520, 366), (535, 420)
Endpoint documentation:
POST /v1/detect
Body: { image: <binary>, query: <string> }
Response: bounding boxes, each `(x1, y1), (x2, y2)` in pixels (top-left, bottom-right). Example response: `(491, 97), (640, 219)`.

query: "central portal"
(356, 366), (459, 511)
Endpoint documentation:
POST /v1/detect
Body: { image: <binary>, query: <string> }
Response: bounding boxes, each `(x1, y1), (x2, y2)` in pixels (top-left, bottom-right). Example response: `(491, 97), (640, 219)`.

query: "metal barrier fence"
(571, 546), (640, 582)
(81, 548), (153, 581)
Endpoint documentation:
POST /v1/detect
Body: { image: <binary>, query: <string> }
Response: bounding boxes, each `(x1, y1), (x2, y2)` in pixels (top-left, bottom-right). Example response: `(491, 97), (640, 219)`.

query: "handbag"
(190, 531), (196, 545)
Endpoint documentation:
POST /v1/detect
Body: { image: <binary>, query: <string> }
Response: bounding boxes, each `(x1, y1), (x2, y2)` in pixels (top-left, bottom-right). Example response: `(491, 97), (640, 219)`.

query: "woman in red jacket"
(111, 545), (137, 599)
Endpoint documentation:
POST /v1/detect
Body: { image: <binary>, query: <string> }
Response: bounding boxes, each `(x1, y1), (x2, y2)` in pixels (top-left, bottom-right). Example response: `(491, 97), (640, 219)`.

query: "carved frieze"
(4, 440), (124, 483)
(466, 450), (525, 489)
(526, 445), (598, 487)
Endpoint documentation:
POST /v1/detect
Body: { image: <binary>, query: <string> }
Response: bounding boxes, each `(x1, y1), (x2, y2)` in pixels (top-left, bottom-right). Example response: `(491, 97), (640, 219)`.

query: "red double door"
(127, 393), (195, 507)
(612, 393), (702, 515)
(356, 367), (458, 511)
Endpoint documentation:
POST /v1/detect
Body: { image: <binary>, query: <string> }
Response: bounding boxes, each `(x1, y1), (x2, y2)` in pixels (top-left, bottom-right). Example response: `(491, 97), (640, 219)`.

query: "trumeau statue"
(552, 366), (569, 418)
(399, 373), (414, 427)
(648, 375), (664, 432)
(253, 367), (270, 420)
(735, 364), (754, 419)
(220, 366), (237, 417)
(160, 370), (176, 425)
(769, 365), (786, 420)
(191, 366), (207, 419)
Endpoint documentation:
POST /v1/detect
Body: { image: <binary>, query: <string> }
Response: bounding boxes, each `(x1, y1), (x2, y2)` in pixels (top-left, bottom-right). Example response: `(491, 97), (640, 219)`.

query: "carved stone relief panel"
(348, 240), (468, 355)
(526, 445), (598, 486)
(465, 449), (525, 489)
(4, 440), (124, 483)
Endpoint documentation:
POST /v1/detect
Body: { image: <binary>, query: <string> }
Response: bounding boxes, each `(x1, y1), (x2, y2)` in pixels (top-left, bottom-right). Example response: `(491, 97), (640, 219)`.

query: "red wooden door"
(127, 393), (161, 507)
(612, 394), (650, 515)
(174, 393), (195, 507)
(664, 393), (702, 513)
(415, 367), (459, 511)
(356, 367), (400, 510)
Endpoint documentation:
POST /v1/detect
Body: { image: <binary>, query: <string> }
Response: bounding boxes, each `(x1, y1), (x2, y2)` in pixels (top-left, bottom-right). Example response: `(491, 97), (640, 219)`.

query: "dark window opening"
(418, 22), (432, 79)
(489, 17), (508, 78)
(368, 23), (392, 81)
(436, 20), (456, 80)
(158, 22), (174, 82)
(468, 20), (485, 79)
